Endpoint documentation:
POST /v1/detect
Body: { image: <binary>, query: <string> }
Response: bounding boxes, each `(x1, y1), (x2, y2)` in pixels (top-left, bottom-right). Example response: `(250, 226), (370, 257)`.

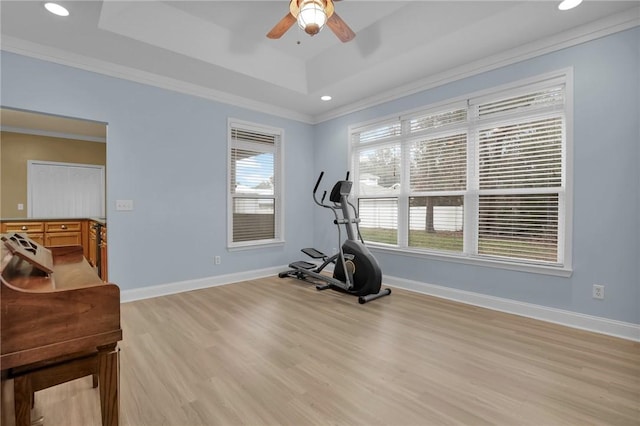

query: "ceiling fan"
(266, 0), (356, 43)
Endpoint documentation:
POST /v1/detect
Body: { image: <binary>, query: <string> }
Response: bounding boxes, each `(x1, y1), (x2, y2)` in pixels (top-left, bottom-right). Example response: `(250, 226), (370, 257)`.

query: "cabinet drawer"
(2, 222), (45, 233)
(26, 233), (45, 245)
(44, 232), (82, 247)
(45, 221), (82, 233)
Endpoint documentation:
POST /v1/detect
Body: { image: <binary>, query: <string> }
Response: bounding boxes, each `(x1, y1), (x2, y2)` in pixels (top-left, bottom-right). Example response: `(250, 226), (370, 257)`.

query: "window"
(28, 161), (105, 218)
(350, 73), (570, 272)
(228, 119), (283, 248)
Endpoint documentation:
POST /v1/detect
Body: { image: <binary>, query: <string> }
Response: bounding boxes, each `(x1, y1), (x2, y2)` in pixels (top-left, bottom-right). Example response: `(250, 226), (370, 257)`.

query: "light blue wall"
(1, 26), (638, 325)
(1, 52), (316, 289)
(314, 27), (640, 324)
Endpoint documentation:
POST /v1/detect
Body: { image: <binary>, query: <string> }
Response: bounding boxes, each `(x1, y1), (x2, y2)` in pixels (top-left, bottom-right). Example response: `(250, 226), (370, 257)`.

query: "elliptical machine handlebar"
(313, 171), (324, 195)
(313, 171), (353, 208)
(313, 172), (330, 209)
(312, 171), (363, 244)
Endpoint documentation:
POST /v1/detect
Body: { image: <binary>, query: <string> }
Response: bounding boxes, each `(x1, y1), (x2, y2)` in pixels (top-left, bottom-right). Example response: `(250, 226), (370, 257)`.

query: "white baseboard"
(384, 275), (640, 342)
(120, 265), (285, 303)
(121, 266), (640, 342)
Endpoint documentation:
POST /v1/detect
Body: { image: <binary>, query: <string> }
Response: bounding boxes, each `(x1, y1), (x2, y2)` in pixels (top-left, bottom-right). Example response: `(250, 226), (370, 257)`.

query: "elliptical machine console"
(279, 171), (391, 304)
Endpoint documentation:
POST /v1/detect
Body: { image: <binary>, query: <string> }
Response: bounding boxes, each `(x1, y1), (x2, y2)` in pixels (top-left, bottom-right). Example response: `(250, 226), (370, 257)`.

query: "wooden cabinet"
(88, 220), (107, 281)
(1, 219), (105, 280)
(0, 221), (44, 245)
(43, 221), (82, 247)
(89, 223), (98, 268)
(1, 221), (82, 247)
(100, 225), (108, 282)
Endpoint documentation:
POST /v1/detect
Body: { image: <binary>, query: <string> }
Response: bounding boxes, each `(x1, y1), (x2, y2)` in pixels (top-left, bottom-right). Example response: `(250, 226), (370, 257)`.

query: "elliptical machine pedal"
(301, 248), (326, 259)
(288, 260), (316, 270)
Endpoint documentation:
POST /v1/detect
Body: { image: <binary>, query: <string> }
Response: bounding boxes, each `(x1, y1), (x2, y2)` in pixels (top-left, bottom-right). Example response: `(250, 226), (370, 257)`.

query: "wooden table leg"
(2, 378), (16, 426)
(97, 344), (119, 426)
(12, 376), (30, 426)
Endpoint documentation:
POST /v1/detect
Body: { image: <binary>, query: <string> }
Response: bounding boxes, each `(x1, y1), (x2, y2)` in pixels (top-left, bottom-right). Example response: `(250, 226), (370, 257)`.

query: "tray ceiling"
(1, 1), (638, 122)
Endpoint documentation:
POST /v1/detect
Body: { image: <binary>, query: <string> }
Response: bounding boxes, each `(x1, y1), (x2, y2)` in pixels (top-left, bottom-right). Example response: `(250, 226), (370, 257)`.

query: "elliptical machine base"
(279, 245), (391, 304)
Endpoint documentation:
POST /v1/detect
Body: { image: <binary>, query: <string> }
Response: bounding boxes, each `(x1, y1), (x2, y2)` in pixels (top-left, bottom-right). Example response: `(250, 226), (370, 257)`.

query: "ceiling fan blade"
(267, 13), (297, 39)
(326, 12), (355, 43)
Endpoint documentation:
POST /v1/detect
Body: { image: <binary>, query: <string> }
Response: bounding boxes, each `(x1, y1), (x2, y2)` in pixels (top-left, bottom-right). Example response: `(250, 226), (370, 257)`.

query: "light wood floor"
(30, 276), (639, 425)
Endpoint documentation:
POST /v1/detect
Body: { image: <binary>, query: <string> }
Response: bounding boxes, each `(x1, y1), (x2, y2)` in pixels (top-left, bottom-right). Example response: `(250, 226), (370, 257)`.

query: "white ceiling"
(1, 1), (638, 123)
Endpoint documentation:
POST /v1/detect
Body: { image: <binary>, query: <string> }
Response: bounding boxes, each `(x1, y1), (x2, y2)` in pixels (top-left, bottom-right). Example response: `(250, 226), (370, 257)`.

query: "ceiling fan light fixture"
(297, 0), (327, 36)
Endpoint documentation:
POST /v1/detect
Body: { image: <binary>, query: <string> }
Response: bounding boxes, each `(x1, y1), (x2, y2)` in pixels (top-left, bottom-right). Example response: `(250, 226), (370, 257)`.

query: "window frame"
(227, 118), (285, 250)
(348, 70), (573, 276)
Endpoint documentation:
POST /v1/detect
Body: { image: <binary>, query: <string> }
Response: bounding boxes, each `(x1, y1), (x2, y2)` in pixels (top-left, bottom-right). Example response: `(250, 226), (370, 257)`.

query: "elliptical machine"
(279, 171), (391, 304)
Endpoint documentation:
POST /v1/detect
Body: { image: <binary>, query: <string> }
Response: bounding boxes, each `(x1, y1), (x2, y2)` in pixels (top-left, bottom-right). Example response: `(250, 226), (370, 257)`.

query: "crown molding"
(1, 5), (638, 126)
(0, 36), (315, 124)
(313, 5), (640, 124)
(0, 125), (106, 143)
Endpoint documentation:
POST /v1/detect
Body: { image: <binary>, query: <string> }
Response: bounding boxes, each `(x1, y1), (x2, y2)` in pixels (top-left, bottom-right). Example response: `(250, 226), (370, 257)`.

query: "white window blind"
(351, 74), (569, 269)
(353, 120), (402, 144)
(474, 84), (564, 263)
(28, 161), (105, 218)
(408, 108), (467, 133)
(477, 86), (564, 118)
(409, 132), (467, 192)
(354, 131), (401, 244)
(228, 121), (283, 247)
(478, 118), (563, 189)
(357, 145), (401, 195)
(358, 198), (398, 245)
(478, 194), (558, 262)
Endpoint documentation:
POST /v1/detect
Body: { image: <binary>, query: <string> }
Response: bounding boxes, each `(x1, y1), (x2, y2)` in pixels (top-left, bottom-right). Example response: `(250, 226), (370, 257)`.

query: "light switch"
(115, 199), (134, 211)
(17, 203), (24, 211)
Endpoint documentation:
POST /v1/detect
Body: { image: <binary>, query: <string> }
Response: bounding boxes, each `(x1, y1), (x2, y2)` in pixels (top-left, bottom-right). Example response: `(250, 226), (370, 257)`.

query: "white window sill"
(228, 239), (285, 251)
(368, 245), (573, 277)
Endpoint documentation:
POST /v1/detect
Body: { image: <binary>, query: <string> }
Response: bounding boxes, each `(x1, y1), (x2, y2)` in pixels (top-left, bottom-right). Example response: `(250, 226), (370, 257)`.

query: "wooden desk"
(1, 234), (122, 426)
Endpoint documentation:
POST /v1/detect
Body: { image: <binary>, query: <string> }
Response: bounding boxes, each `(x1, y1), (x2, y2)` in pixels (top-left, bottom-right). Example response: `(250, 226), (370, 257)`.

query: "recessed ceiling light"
(320, 95), (332, 101)
(44, 2), (69, 17)
(558, 0), (583, 11)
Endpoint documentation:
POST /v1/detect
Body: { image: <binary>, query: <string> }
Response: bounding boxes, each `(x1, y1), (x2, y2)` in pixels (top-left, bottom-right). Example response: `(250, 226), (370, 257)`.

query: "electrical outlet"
(214, 256), (221, 265)
(592, 284), (605, 300)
